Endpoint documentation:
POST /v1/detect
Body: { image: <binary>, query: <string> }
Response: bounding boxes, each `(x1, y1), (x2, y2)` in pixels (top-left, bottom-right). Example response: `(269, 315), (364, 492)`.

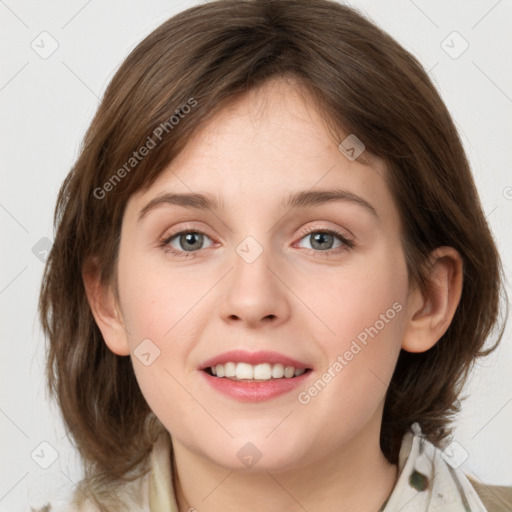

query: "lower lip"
(200, 370), (312, 402)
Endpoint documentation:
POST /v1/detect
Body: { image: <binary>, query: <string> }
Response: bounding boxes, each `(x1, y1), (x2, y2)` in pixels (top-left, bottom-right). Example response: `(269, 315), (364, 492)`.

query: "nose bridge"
(235, 234), (267, 266)
(219, 232), (290, 326)
(230, 233), (275, 294)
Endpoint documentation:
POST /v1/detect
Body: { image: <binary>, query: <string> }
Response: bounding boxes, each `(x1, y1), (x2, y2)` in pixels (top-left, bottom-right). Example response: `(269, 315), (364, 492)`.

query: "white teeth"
(207, 362), (308, 381)
(236, 362), (253, 380)
(272, 363), (284, 378)
(253, 363), (272, 380)
(224, 361), (236, 378)
(284, 366), (295, 378)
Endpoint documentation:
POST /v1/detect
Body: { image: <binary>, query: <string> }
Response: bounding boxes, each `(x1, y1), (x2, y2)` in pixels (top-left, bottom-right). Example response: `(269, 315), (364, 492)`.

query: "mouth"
(198, 350), (314, 401)
(203, 362), (313, 382)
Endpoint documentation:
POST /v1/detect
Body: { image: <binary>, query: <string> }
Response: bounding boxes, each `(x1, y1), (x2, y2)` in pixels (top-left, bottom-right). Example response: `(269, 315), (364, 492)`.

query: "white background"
(1, 0), (511, 509)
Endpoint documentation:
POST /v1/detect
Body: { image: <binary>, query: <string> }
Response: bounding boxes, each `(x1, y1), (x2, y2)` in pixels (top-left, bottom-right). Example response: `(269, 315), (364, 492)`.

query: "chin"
(200, 437), (312, 473)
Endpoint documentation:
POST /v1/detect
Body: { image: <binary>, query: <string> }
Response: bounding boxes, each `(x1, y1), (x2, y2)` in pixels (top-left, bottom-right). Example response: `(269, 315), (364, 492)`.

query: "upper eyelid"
(163, 222), (349, 235)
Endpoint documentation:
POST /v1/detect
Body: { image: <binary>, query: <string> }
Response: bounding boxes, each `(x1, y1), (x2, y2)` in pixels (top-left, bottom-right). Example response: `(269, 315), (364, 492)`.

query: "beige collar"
(149, 431), (179, 512)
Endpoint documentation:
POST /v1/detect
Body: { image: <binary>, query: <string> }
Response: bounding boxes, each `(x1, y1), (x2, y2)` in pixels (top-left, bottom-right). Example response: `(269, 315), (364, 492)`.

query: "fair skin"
(83, 78), (463, 512)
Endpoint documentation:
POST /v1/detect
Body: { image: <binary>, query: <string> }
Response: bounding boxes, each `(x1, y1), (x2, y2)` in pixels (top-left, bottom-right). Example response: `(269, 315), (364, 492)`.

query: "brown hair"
(39, 0), (508, 508)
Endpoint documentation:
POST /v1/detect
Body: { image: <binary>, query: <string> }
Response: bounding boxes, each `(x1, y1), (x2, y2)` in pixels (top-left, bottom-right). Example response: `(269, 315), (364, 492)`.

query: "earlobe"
(401, 247), (463, 353)
(82, 256), (131, 356)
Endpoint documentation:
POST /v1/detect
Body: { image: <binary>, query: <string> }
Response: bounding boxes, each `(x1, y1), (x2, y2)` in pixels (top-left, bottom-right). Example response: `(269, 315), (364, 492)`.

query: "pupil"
(311, 232), (333, 250)
(182, 232), (203, 250)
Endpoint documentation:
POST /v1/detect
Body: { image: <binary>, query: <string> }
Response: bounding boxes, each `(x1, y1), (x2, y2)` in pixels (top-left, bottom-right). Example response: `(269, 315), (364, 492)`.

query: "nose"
(218, 239), (291, 329)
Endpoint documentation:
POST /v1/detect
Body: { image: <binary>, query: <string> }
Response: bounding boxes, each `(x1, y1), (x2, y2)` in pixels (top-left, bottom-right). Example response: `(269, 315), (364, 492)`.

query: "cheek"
(116, 260), (203, 422)
(298, 242), (408, 407)
(116, 254), (212, 403)
(301, 242), (408, 350)
(117, 255), (202, 343)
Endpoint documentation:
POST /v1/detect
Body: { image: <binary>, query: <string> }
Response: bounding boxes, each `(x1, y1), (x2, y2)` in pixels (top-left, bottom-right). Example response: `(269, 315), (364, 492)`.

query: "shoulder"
(466, 475), (512, 512)
(31, 432), (172, 512)
(384, 423), (510, 512)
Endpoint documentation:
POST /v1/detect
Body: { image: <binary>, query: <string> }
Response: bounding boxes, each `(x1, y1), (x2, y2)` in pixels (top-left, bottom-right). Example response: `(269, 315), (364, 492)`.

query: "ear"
(401, 246), (463, 353)
(82, 256), (131, 356)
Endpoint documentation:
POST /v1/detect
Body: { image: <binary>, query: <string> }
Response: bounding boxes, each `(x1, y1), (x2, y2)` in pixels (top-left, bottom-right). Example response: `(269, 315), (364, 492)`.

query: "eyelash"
(159, 225), (355, 259)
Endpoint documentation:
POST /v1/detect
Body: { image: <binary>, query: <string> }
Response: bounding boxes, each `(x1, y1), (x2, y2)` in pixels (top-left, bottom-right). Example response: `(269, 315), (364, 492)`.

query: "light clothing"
(379, 423), (490, 511)
(34, 423), (512, 511)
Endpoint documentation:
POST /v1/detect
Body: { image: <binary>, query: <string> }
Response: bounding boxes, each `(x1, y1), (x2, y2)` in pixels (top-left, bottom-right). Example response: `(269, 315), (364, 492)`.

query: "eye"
(161, 229), (214, 258)
(295, 226), (354, 256)
(159, 225), (355, 259)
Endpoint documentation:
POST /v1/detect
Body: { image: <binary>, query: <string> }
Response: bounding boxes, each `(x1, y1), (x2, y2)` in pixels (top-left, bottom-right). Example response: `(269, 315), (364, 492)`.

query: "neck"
(171, 417), (398, 512)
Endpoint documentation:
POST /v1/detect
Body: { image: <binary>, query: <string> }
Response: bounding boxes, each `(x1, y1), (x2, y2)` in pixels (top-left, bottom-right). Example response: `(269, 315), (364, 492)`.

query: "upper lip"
(199, 350), (312, 370)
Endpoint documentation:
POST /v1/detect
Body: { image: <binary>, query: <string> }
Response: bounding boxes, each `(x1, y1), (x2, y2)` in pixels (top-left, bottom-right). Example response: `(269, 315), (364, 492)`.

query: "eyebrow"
(138, 188), (378, 221)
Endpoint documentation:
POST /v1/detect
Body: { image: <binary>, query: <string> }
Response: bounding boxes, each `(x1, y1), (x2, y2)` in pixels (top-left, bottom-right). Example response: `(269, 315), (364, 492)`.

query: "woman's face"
(115, 78), (411, 471)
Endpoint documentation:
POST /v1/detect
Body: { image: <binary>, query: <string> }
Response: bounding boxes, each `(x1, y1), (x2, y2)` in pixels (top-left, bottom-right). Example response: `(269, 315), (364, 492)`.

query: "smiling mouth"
(204, 362), (313, 382)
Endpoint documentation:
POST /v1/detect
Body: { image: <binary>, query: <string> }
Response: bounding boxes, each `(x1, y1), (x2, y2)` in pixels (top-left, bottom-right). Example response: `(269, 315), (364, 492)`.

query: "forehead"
(125, 79), (401, 232)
